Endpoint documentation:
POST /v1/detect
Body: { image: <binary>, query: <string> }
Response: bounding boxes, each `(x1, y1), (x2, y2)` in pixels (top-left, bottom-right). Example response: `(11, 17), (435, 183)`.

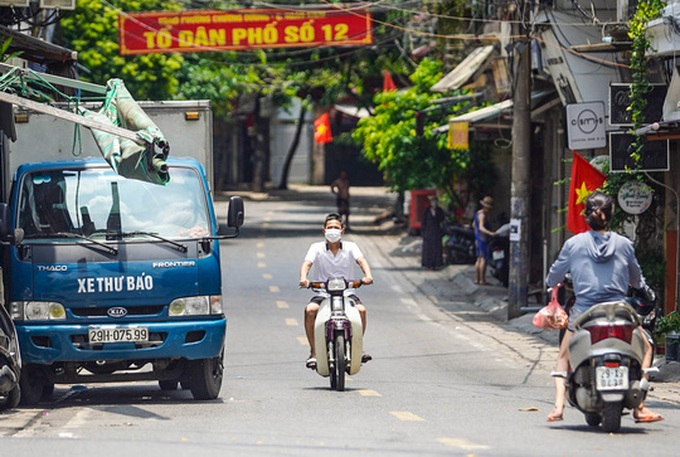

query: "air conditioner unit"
(39, 0), (76, 10)
(0, 0), (30, 6)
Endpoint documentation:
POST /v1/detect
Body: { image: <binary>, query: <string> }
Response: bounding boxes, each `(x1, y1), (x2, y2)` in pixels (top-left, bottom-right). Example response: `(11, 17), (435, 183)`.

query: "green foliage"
(59, 0), (185, 100)
(352, 58), (489, 208)
(601, 168), (666, 295)
(656, 311), (680, 334)
(627, 0), (665, 161)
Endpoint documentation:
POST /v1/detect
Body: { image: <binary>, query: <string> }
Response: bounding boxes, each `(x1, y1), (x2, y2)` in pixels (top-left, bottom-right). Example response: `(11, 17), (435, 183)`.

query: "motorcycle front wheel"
(334, 334), (346, 391)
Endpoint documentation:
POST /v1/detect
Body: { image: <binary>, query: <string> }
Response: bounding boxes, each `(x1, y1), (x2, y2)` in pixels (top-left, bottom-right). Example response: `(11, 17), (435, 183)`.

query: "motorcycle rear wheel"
(601, 401), (623, 433)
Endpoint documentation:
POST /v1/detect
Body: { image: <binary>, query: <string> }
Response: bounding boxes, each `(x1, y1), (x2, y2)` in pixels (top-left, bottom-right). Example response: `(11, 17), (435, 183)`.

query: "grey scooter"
(567, 300), (648, 432)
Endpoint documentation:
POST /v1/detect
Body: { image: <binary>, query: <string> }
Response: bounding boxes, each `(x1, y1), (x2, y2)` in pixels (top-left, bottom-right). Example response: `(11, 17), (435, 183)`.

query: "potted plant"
(656, 311), (680, 362)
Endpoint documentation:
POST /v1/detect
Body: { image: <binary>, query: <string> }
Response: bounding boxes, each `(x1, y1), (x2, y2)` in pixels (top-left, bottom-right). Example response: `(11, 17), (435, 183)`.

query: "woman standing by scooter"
(545, 191), (663, 424)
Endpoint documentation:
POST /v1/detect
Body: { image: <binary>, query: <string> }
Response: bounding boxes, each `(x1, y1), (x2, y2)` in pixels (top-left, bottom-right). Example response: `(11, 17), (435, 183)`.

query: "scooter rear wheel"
(602, 401), (623, 433)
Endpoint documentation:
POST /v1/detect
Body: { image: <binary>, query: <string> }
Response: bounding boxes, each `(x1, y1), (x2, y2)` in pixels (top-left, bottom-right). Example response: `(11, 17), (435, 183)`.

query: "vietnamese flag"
(383, 70), (397, 92)
(567, 151), (607, 234)
(314, 113), (333, 144)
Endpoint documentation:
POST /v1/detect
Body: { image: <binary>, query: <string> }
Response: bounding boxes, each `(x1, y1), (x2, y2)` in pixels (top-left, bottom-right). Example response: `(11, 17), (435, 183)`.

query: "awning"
(430, 45), (494, 93)
(434, 99), (513, 134)
(434, 90), (558, 134)
(333, 104), (370, 119)
(0, 25), (77, 65)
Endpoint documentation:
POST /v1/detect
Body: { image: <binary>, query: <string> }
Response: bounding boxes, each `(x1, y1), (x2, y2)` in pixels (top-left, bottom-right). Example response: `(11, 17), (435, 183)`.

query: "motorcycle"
(0, 302), (21, 410)
(443, 221), (475, 265)
(566, 299), (649, 432)
(488, 223), (511, 287)
(308, 278), (367, 391)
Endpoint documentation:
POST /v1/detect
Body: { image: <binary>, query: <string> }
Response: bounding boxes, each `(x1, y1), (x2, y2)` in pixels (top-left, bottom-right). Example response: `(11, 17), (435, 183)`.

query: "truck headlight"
(11, 301), (66, 321)
(168, 295), (222, 316)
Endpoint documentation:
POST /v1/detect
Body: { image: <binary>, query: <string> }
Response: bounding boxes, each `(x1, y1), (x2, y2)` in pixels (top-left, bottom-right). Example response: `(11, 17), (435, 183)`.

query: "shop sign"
(617, 181), (653, 215)
(119, 9), (373, 55)
(566, 102), (606, 150)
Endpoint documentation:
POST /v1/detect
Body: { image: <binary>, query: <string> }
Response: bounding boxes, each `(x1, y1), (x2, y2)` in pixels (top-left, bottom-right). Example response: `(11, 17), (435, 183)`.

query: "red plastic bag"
(532, 287), (568, 330)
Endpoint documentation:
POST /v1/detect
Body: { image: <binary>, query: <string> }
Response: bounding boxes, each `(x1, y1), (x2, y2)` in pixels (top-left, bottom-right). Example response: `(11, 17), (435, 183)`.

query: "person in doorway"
(330, 171), (351, 230)
(473, 196), (496, 284)
(545, 191), (663, 423)
(299, 213), (374, 370)
(421, 195), (446, 270)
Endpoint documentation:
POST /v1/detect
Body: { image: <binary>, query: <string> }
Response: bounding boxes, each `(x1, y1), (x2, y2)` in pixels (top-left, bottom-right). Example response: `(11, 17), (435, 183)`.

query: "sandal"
(305, 357), (317, 370)
(361, 353), (372, 364)
(634, 412), (664, 423)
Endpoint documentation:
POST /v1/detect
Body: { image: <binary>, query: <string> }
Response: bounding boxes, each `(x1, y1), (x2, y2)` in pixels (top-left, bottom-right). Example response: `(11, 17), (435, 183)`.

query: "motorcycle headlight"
(168, 296), (222, 316)
(327, 278), (346, 292)
(11, 301), (66, 321)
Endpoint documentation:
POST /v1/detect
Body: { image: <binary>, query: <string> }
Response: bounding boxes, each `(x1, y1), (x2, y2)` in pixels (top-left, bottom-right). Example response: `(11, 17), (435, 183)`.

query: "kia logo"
(107, 307), (128, 318)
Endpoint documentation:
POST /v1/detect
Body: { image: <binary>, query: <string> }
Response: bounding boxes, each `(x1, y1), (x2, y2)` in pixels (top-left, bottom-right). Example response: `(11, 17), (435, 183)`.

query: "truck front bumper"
(15, 318), (227, 365)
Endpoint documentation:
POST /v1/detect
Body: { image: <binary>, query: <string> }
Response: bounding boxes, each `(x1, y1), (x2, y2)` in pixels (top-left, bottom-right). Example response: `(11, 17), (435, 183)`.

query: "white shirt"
(304, 240), (364, 282)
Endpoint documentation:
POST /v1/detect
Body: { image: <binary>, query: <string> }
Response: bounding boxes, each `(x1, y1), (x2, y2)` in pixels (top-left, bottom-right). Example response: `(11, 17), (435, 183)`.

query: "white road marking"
(269, 285), (280, 293)
(297, 336), (308, 345)
(357, 389), (382, 397)
(262, 273), (273, 280)
(276, 300), (289, 309)
(285, 318), (298, 326)
(390, 411), (425, 422)
(437, 437), (490, 451)
(257, 262), (267, 268)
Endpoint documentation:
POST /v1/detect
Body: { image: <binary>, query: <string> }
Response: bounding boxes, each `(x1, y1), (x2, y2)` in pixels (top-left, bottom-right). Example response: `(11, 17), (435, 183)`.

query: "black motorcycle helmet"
(626, 285), (657, 316)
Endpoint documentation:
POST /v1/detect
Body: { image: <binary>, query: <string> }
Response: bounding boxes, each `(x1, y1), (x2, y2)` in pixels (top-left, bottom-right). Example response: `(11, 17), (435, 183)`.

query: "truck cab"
(0, 157), (243, 404)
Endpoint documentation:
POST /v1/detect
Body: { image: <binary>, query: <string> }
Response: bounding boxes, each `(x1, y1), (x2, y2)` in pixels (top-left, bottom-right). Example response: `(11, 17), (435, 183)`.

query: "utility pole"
(508, 1), (532, 319)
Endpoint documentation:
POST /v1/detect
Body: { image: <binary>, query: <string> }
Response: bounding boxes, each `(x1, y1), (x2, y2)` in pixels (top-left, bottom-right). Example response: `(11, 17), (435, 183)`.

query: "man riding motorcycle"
(299, 213), (374, 370)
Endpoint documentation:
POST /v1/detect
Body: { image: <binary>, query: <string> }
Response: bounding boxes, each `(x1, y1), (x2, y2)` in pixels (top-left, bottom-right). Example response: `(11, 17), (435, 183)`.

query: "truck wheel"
(0, 385), (20, 411)
(19, 365), (51, 406)
(187, 352), (223, 400)
(158, 380), (179, 391)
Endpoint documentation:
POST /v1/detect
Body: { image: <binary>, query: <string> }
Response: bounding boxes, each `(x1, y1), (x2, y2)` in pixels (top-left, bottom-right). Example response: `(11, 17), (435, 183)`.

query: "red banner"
(118, 8), (373, 55)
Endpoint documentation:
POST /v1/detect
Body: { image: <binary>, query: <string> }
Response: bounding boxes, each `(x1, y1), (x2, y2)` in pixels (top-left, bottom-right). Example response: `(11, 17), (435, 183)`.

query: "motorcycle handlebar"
(305, 279), (365, 289)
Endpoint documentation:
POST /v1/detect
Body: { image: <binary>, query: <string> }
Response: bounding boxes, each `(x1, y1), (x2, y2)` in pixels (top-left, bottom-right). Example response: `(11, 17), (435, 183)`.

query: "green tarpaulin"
(81, 79), (170, 185)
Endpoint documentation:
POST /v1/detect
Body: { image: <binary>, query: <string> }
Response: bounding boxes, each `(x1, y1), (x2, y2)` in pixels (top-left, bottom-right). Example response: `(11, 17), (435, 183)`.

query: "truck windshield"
(17, 166), (210, 241)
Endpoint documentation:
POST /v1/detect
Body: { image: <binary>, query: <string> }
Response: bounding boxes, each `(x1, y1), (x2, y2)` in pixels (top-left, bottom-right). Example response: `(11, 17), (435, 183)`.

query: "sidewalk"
(226, 184), (680, 405)
(379, 228), (680, 406)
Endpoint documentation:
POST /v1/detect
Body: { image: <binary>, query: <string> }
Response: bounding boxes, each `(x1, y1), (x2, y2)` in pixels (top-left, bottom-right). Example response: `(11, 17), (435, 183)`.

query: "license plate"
(88, 326), (149, 343)
(595, 366), (629, 391)
(492, 250), (505, 260)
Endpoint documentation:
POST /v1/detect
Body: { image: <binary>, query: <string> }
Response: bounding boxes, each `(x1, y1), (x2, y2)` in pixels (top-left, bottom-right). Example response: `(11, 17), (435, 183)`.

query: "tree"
(59, 0), (184, 100)
(57, 1), (435, 189)
(352, 58), (489, 212)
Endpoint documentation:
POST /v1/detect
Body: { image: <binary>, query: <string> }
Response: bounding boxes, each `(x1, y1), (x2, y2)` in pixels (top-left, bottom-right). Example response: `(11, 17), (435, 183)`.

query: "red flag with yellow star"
(567, 151), (607, 234)
(314, 113), (332, 144)
(383, 70), (397, 92)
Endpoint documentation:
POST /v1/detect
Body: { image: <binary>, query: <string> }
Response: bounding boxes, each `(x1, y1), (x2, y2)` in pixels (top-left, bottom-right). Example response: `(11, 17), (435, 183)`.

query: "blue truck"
(0, 100), (244, 405)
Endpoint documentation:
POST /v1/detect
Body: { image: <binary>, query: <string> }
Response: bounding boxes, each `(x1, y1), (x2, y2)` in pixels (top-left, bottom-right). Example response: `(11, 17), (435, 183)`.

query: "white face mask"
(324, 228), (342, 243)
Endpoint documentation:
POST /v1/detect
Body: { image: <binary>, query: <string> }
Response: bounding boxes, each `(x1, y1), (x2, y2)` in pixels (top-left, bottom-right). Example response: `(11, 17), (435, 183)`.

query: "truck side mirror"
(0, 204), (22, 245)
(227, 196), (244, 228)
(0, 203), (9, 238)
